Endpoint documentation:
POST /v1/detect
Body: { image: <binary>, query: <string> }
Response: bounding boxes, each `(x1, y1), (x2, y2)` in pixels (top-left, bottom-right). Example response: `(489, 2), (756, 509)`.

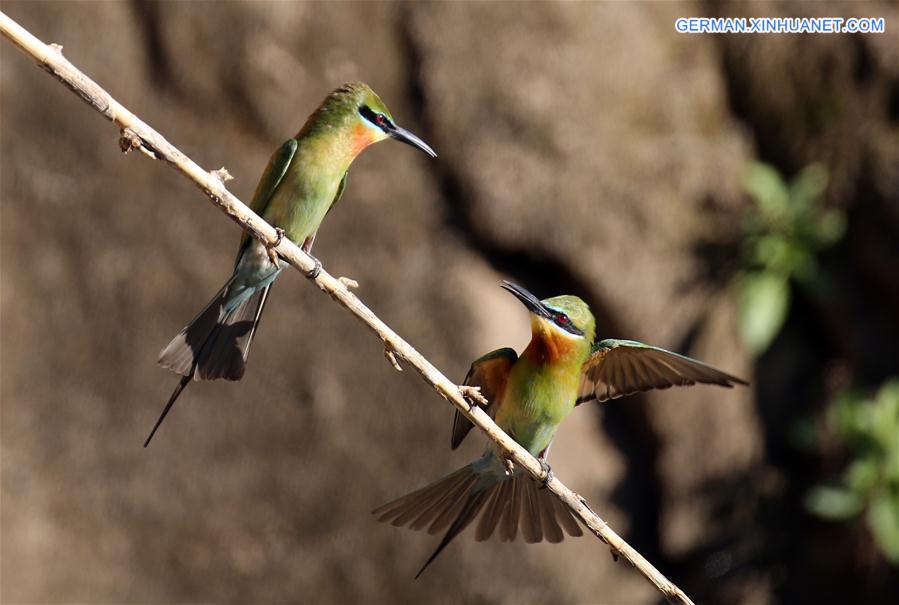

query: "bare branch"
(0, 11), (694, 605)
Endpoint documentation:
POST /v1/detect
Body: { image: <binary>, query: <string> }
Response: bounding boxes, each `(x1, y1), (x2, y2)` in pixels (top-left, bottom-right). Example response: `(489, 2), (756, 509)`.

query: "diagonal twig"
(0, 11), (694, 605)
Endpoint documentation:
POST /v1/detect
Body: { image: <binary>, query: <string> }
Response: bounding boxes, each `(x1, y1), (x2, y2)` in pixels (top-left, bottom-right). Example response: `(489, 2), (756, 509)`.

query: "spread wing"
(451, 348), (518, 450)
(238, 138), (298, 253)
(577, 339), (747, 405)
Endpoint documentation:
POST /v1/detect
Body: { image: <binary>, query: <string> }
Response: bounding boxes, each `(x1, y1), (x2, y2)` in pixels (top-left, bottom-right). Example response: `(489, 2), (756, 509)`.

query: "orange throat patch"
(523, 317), (581, 364)
(350, 123), (378, 158)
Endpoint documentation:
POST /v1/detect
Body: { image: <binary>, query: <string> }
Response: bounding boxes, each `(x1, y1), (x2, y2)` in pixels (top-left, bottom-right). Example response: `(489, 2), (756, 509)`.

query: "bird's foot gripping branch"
(1, 11), (698, 605)
(377, 281), (744, 575)
(267, 227), (286, 267)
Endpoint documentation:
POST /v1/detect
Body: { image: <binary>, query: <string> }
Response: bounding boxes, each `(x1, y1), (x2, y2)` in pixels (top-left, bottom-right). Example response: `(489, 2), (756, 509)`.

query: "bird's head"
(300, 82), (436, 160)
(501, 281), (595, 361)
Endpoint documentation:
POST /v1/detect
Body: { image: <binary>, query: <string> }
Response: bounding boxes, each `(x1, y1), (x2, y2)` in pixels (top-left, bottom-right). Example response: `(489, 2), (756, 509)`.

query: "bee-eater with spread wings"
(145, 83), (436, 447)
(374, 281), (747, 577)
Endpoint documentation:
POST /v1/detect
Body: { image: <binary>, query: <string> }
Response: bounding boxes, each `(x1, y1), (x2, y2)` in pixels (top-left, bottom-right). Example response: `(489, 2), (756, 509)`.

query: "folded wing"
(451, 347), (518, 449)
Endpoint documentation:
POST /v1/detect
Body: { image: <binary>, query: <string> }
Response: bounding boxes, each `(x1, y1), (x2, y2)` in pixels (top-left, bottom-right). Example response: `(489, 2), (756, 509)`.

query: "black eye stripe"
(359, 105), (391, 131)
(550, 311), (582, 335)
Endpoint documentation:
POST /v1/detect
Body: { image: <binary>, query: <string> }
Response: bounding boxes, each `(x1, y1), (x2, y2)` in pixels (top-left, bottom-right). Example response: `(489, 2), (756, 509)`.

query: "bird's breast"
(264, 165), (343, 242)
(494, 361), (581, 456)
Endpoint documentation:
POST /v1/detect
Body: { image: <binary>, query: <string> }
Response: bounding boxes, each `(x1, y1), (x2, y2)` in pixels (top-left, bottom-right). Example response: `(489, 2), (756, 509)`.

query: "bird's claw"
(305, 255), (322, 279)
(502, 457), (515, 477)
(459, 385), (488, 410)
(538, 459), (554, 488)
(267, 228), (285, 267)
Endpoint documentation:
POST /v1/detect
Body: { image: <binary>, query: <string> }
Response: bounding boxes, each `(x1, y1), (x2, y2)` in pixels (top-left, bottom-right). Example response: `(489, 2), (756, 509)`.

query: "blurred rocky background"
(1, 1), (897, 604)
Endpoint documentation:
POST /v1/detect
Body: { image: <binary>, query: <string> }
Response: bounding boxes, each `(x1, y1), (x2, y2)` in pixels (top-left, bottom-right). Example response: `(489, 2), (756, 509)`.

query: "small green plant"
(736, 161), (845, 354)
(804, 380), (899, 565)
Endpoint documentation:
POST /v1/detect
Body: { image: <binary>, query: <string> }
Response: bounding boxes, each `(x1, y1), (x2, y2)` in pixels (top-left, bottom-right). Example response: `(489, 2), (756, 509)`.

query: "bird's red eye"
(557, 314), (569, 324)
(376, 114), (387, 126)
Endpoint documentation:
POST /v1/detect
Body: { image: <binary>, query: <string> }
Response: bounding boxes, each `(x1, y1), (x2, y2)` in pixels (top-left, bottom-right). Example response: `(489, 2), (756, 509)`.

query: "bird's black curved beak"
(389, 125), (437, 158)
(501, 281), (552, 319)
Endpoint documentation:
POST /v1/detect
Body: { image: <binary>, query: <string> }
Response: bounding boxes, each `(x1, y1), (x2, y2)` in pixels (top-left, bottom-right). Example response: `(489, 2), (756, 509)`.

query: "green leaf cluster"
(804, 381), (899, 564)
(736, 162), (845, 354)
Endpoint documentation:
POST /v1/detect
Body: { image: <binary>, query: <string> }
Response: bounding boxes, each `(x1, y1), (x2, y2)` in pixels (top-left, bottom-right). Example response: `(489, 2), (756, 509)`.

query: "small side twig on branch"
(0, 11), (694, 605)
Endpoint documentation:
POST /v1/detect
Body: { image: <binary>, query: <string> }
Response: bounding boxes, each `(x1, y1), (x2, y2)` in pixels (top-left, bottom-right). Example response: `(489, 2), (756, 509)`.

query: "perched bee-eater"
(374, 281), (747, 577)
(145, 82), (436, 447)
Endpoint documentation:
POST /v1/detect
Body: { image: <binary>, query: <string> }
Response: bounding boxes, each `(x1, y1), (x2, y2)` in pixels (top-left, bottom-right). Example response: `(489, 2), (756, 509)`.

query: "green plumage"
(147, 82), (435, 447)
(377, 281), (747, 577)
